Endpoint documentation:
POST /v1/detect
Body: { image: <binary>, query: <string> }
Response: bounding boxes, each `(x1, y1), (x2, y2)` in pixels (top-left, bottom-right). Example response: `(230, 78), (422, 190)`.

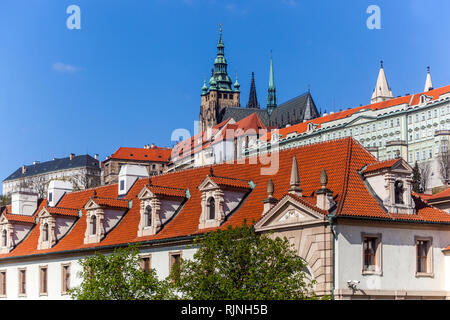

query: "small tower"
(371, 60), (394, 104)
(288, 156), (302, 197)
(424, 66), (433, 92)
(262, 178), (277, 216)
(315, 168), (335, 211)
(247, 72), (259, 109)
(267, 52), (277, 115)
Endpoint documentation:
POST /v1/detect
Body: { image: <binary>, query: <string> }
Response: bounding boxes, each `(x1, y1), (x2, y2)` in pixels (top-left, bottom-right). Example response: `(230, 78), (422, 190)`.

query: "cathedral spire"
(424, 66), (433, 92)
(267, 51), (277, 114)
(208, 24), (232, 92)
(371, 60), (394, 104)
(247, 72), (259, 108)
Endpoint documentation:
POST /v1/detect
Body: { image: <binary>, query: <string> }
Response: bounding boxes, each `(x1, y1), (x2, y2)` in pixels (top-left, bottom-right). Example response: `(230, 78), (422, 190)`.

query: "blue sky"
(0, 0), (449, 188)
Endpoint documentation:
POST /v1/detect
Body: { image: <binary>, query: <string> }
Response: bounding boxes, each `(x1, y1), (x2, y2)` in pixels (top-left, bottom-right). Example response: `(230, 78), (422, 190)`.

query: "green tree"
(0, 195), (11, 206)
(169, 221), (317, 300)
(69, 245), (173, 300)
(412, 162), (422, 193)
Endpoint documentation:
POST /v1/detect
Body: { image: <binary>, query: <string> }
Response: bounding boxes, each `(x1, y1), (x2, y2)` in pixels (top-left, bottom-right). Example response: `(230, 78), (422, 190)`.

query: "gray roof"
(3, 155), (100, 182)
(221, 92), (319, 128)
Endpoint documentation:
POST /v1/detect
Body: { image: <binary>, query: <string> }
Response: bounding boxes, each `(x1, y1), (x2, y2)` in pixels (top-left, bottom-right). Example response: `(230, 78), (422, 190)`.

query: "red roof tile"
(108, 146), (171, 162)
(3, 214), (36, 224)
(262, 85), (450, 141)
(1, 137), (449, 260)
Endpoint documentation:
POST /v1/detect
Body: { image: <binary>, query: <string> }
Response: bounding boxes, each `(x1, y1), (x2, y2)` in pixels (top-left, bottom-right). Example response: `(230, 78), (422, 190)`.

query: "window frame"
(18, 268), (26, 297)
(39, 265), (48, 296)
(169, 251), (182, 275)
(61, 263), (71, 295)
(0, 270), (6, 298)
(361, 233), (382, 276)
(415, 236), (433, 278)
(140, 254), (152, 273)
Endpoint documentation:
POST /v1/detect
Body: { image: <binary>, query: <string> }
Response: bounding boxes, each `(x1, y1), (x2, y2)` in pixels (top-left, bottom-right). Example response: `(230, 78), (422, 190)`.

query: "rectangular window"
(0, 271), (6, 297)
(140, 255), (152, 273)
(384, 121), (388, 128)
(120, 180), (125, 191)
(416, 152), (420, 161)
(362, 234), (382, 274)
(61, 264), (70, 294)
(390, 120), (394, 128)
(408, 115), (412, 124)
(416, 114), (419, 122)
(372, 124), (376, 132)
(40, 266), (48, 295)
(416, 238), (433, 276)
(421, 113), (425, 121)
(434, 109), (438, 118)
(169, 252), (182, 276)
(18, 269), (26, 296)
(428, 111), (432, 119)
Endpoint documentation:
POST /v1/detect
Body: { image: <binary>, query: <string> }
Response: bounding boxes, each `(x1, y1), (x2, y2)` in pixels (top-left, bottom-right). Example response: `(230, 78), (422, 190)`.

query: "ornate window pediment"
(83, 197), (129, 244)
(137, 184), (187, 237)
(0, 212), (36, 253)
(198, 173), (252, 229)
(363, 159), (416, 214)
(37, 207), (79, 250)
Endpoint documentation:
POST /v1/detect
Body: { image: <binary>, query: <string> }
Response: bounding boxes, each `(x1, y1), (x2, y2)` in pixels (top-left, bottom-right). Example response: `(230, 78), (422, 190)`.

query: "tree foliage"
(0, 195), (11, 206)
(412, 162), (422, 193)
(69, 245), (173, 300)
(169, 222), (317, 300)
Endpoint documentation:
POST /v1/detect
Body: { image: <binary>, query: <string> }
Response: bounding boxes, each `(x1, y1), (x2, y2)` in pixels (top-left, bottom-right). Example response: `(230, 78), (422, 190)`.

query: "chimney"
(151, 143), (155, 148)
(47, 180), (73, 207)
(94, 154), (99, 160)
(70, 153), (75, 160)
(33, 161), (40, 165)
(118, 165), (149, 196)
(11, 191), (38, 215)
(22, 165), (27, 174)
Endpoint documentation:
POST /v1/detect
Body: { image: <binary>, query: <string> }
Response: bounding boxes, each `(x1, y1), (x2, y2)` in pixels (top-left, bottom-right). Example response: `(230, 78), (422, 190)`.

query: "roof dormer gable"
(197, 169), (252, 230)
(83, 196), (130, 244)
(37, 207), (79, 250)
(0, 212), (36, 253)
(137, 183), (187, 237)
(362, 159), (416, 215)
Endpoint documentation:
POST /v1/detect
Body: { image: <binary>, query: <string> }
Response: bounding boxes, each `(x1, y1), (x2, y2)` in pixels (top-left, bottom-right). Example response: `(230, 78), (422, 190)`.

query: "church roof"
(221, 91), (319, 128)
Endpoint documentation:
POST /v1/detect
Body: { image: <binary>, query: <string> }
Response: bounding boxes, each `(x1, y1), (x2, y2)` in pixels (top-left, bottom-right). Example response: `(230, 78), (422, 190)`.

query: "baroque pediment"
(255, 195), (327, 232)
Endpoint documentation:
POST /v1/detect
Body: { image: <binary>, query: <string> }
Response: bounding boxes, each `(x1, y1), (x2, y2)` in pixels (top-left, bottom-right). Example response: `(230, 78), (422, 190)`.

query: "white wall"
(335, 223), (450, 293)
(0, 244), (197, 300)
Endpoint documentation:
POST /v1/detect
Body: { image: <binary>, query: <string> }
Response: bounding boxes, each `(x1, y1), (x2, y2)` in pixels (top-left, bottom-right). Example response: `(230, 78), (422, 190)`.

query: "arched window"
(2, 230), (6, 247)
(394, 180), (404, 204)
(91, 215), (97, 235)
(43, 223), (48, 242)
(145, 205), (152, 227)
(208, 197), (215, 220)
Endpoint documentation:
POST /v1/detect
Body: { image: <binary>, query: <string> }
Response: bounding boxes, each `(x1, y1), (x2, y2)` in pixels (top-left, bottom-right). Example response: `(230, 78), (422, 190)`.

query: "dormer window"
(362, 158), (416, 215)
(198, 173), (251, 229)
(208, 197), (215, 220)
(145, 205), (152, 227)
(1, 230), (6, 247)
(90, 216), (97, 235)
(83, 197), (129, 244)
(137, 184), (186, 237)
(394, 180), (404, 204)
(43, 223), (49, 242)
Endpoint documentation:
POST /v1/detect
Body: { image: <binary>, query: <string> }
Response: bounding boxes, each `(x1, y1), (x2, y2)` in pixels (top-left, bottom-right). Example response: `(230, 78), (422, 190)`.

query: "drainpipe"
(328, 213), (336, 300)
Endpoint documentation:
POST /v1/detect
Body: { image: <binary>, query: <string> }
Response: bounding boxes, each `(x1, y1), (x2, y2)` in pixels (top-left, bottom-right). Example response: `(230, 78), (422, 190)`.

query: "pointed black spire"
(247, 72), (259, 109)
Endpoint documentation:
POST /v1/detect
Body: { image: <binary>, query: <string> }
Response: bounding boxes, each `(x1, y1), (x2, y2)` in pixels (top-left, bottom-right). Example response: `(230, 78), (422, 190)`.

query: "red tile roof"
(144, 185), (186, 198)
(262, 85), (450, 141)
(1, 137), (449, 260)
(420, 188), (450, 201)
(89, 197), (130, 209)
(45, 207), (79, 217)
(362, 159), (402, 174)
(3, 214), (36, 224)
(108, 146), (172, 162)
